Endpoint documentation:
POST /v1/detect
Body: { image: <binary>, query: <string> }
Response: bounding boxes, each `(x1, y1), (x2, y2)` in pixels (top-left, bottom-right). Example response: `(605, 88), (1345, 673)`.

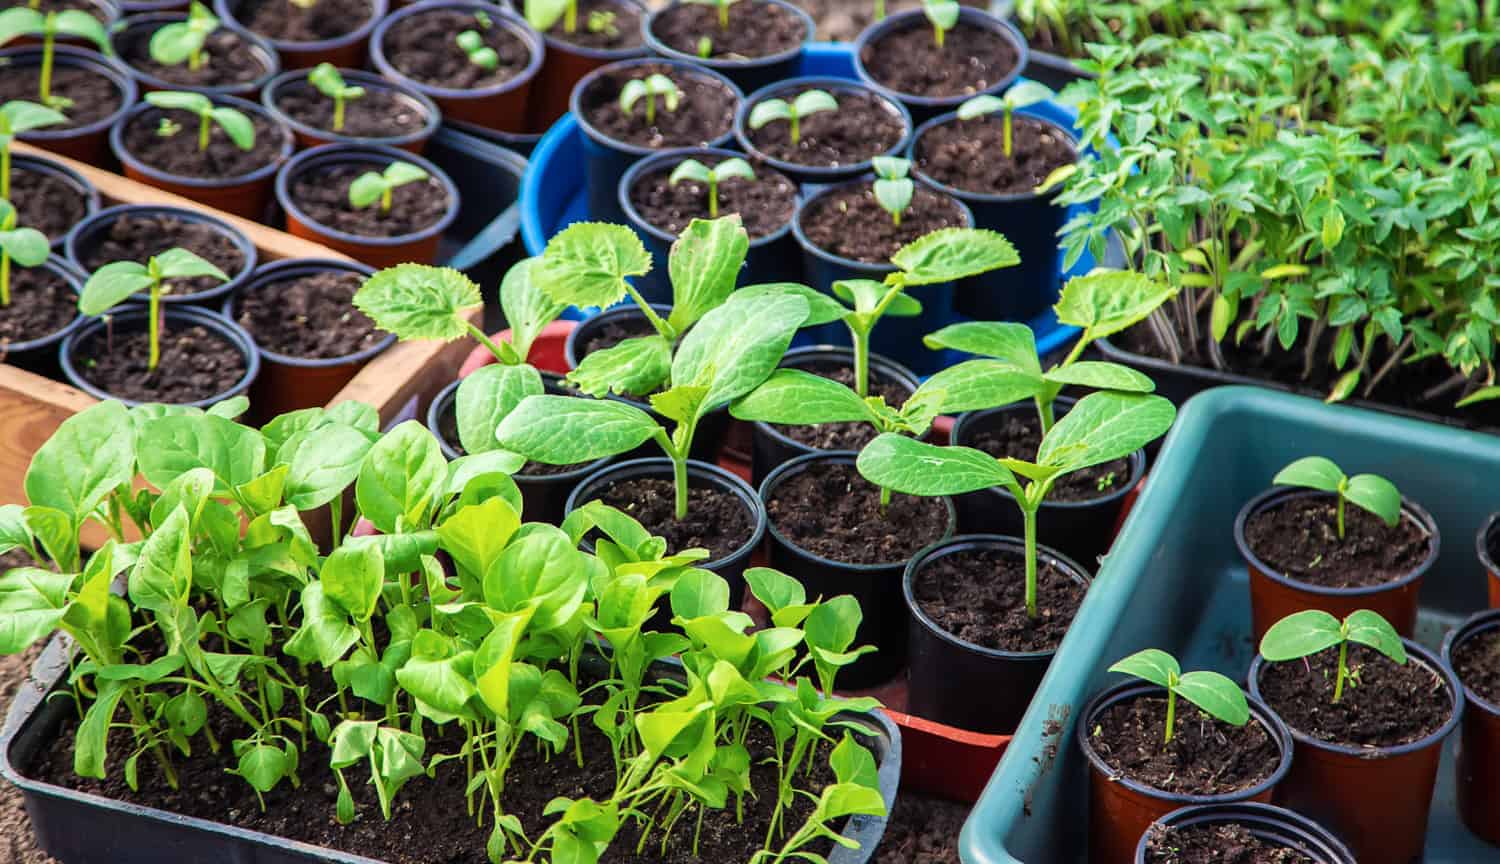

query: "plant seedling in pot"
(668, 157), (755, 220)
(0, 199), (48, 307)
(871, 155), (913, 226)
(1108, 649), (1249, 743)
(696, 35), (711, 58)
(349, 160), (430, 215)
(749, 89), (838, 146)
(0, 101), (66, 199)
(144, 91), (255, 153)
(455, 28), (498, 71)
(923, 0), (959, 49)
(307, 64), (365, 134)
(77, 247), (228, 370)
(620, 73), (681, 126)
(1260, 609), (1407, 703)
(956, 83), (1056, 159)
(683, 0), (740, 31)
(522, 0), (604, 36)
(1272, 456), (1401, 540)
(0, 8), (110, 107)
(149, 1), (221, 73)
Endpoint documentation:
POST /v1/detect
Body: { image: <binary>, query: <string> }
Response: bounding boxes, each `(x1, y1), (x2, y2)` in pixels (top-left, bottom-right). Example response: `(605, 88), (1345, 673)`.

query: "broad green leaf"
(78, 261), (153, 315)
(353, 264), (482, 342)
(24, 400), (134, 522)
(806, 595), (862, 653)
(1174, 671), (1250, 727)
(396, 654), (477, 720)
(0, 567), (70, 653)
(235, 744), (289, 793)
(0, 100), (67, 134)
(667, 216), (749, 332)
(355, 421), (446, 533)
(648, 385), (707, 424)
(1037, 392), (1174, 473)
(456, 363), (544, 454)
(0, 505), (32, 558)
(913, 359), (1042, 414)
(745, 567), (806, 612)
(524, 0), (568, 30)
(0, 225), (47, 267)
(735, 282), (848, 326)
(149, 467), (214, 531)
(1344, 609), (1407, 664)
(484, 527), (589, 632)
(1107, 648), (1179, 689)
(285, 582), (360, 665)
(329, 719), (377, 768)
(74, 681), (125, 779)
(278, 423), (373, 511)
(154, 248), (228, 282)
(496, 396), (660, 465)
(1273, 456), (1344, 494)
(321, 542), (385, 622)
(670, 292), (809, 415)
(144, 90), (212, 113)
(1042, 361), (1156, 393)
(472, 610), (530, 716)
(127, 507), (192, 614)
(891, 228), (1019, 287)
(535, 222), (652, 310)
(565, 334), (672, 398)
(437, 496), (521, 584)
(1259, 609), (1344, 661)
(671, 569), (730, 619)
(1345, 474), (1403, 528)
(499, 257), (565, 363)
(729, 368), (872, 426)
(93, 655), (185, 683)
(819, 782), (887, 820)
(855, 434), (1014, 496)
(923, 321), (1040, 372)
(1053, 270), (1178, 340)
(136, 413), (266, 497)
(829, 732), (879, 789)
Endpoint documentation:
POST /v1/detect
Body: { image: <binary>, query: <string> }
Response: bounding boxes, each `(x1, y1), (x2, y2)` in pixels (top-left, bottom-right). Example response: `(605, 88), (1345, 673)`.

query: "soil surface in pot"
(1143, 822), (1318, 864)
(122, 28), (270, 88)
(770, 360), (912, 451)
(650, 0), (804, 60)
(236, 0), (372, 41)
(801, 182), (965, 263)
(914, 546), (1083, 652)
(749, 89), (904, 167)
(767, 460), (947, 565)
(789, 0), (983, 42)
(0, 67), (121, 127)
(123, 107), (284, 179)
(916, 115), (1076, 195)
(10, 165), (88, 243)
(74, 323), (248, 403)
(579, 63), (737, 149)
(383, 8), (531, 89)
(1243, 496), (1431, 588)
(232, 271), (381, 360)
(275, 81), (431, 139)
(629, 158), (796, 239)
(589, 477), (752, 561)
(0, 0), (108, 21)
(436, 394), (591, 476)
(542, 0), (641, 49)
(873, 791), (966, 864)
(1090, 693), (1280, 796)
(1448, 627), (1500, 705)
(80, 213), (247, 297)
(289, 164), (449, 238)
(0, 268), (78, 346)
(1258, 644), (1451, 747)
(964, 410), (1131, 503)
(860, 20), (1017, 99)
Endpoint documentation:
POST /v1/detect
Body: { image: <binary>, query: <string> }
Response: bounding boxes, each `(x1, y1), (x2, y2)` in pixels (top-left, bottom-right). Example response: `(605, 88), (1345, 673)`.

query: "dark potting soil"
(80, 213), (247, 299)
(435, 394), (588, 477)
(0, 634), (51, 864)
(748, 89), (905, 168)
(1448, 628), (1500, 706)
(912, 547), (1084, 653)
(0, 0), (108, 21)
(236, 0), (372, 41)
(0, 268), (77, 347)
(543, 0), (642, 50)
(122, 28), (270, 88)
(0, 67), (122, 127)
(800, 182), (966, 264)
(650, 0), (805, 60)
(289, 164), (450, 238)
(1242, 496), (1431, 588)
(771, 360), (912, 452)
(789, 0), (984, 42)
(1143, 822), (1319, 864)
(1257, 644), (1451, 747)
(9, 165), (87, 243)
(767, 460), (948, 566)
(859, 20), (1017, 99)
(629, 159), (796, 239)
(73, 324), (247, 403)
(232, 271), (381, 360)
(579, 63), (737, 150)
(1090, 693), (1280, 796)
(873, 792), (967, 864)
(275, 81), (432, 139)
(591, 477), (753, 562)
(382, 9), (531, 89)
(916, 115), (1076, 195)
(122, 108), (284, 179)
(966, 410), (1132, 502)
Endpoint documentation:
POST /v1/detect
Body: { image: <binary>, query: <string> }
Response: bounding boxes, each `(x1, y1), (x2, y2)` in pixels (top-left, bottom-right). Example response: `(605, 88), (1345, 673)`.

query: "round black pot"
(1134, 803), (1355, 864)
(262, 67), (442, 153)
(903, 534), (1090, 733)
(64, 203), (258, 307)
(60, 304), (261, 408)
(0, 46), (138, 165)
(1481, 512), (1500, 608)
(761, 451), (956, 689)
(121, 0), (187, 11)
(640, 0), (812, 95)
(111, 11), (282, 97)
(1443, 609), (1500, 848)
(213, 0), (387, 69)
(733, 75), (913, 187)
(526, 0), (648, 132)
(0, 256), (86, 377)
(949, 397), (1145, 568)
(10, 154), (101, 250)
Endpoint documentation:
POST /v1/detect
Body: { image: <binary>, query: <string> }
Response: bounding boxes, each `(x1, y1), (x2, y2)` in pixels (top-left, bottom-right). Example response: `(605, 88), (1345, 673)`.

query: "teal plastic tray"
(964, 386), (1500, 863)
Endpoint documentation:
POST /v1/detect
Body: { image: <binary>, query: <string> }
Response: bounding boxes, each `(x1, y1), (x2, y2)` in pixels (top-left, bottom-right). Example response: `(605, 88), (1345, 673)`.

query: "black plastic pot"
(0, 46), (138, 165)
(527, 0), (648, 132)
(1134, 803), (1356, 864)
(111, 11), (282, 97)
(761, 451), (955, 689)
(949, 397), (1145, 568)
(903, 534), (1090, 733)
(852, 8), (1028, 125)
(214, 0), (387, 69)
(10, 154), (101, 249)
(0, 256), (86, 377)
(640, 0), (812, 95)
(262, 67), (442, 153)
(1442, 609), (1500, 848)
(65, 203), (258, 308)
(733, 75), (913, 187)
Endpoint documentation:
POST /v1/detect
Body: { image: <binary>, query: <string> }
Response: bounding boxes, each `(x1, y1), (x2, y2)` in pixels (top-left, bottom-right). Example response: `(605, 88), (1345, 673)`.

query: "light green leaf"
(566, 334), (672, 397)
(1272, 456), (1344, 494)
(78, 260), (153, 315)
(496, 395), (660, 465)
(136, 414), (266, 496)
(127, 507), (192, 614)
(1054, 270), (1178, 340)
(667, 216), (749, 332)
(1345, 474), (1403, 528)
(278, 423), (373, 511)
(1042, 361), (1156, 393)
(1344, 609), (1407, 664)
(0, 567), (70, 654)
(355, 421), (447, 534)
(855, 434), (1015, 496)
(735, 282), (848, 326)
(923, 321), (1039, 371)
(729, 368), (872, 426)
(354, 264), (482, 342)
(1107, 648), (1179, 689)
(1174, 671), (1249, 727)
(1259, 609), (1343, 661)
(891, 228), (1019, 287)
(321, 542), (385, 622)
(1036, 392), (1174, 473)
(499, 257), (566, 363)
(913, 359), (1042, 414)
(456, 364), (544, 454)
(535, 222), (652, 310)
(24, 400), (134, 522)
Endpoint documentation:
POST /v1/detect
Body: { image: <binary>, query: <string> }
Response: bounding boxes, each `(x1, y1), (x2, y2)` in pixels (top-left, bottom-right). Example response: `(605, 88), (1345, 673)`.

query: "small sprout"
(308, 64), (365, 133)
(473, 9), (492, 27)
(0, 199), (50, 307)
(923, 0), (958, 49)
(524, 0), (578, 33)
(0, 8), (110, 105)
(668, 157), (754, 220)
(156, 117), (182, 138)
(696, 34), (712, 58)
(1108, 649), (1249, 745)
(871, 156), (913, 226)
(1272, 456), (1401, 540)
(287, 0), (318, 9)
(1260, 609), (1407, 704)
(683, 0), (739, 30)
(1096, 471), (1116, 492)
(456, 30), (499, 71)
(349, 161), (430, 214)
(144, 91), (255, 153)
(149, 1), (220, 72)
(957, 81), (1055, 159)
(619, 73), (681, 125)
(78, 247), (228, 371)
(587, 8), (617, 36)
(748, 89), (838, 146)
(0, 100), (67, 199)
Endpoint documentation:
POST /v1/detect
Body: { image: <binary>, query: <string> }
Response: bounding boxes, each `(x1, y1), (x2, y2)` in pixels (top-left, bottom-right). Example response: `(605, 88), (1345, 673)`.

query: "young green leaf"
(1110, 648), (1248, 743)
(1259, 608), (1407, 703)
(349, 161), (430, 212)
(729, 368), (875, 426)
(619, 74), (680, 124)
(499, 257), (566, 364)
(669, 291), (809, 416)
(495, 395), (660, 465)
(666, 215), (749, 332)
(355, 420), (447, 534)
(565, 334), (672, 398)
(923, 0), (959, 47)
(890, 228), (1020, 287)
(870, 156), (913, 224)
(455, 29), (499, 70)
(23, 400), (134, 528)
(534, 222), (652, 310)
(748, 90), (838, 144)
(354, 264), (483, 342)
(856, 434), (1016, 497)
(1271, 456), (1401, 538)
(307, 63), (364, 132)
(1035, 392), (1176, 473)
(1054, 269), (1179, 341)
(149, 2), (219, 69)
(668, 160), (755, 220)
(455, 363), (543, 455)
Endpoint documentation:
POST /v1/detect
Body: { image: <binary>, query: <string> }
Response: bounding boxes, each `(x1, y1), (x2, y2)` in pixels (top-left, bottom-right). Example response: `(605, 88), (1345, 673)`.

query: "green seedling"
(0, 100), (66, 199)
(871, 156), (913, 226)
(455, 29), (498, 70)
(588, 8), (617, 36)
(619, 73), (680, 125)
(697, 34), (711, 58)
(957, 82), (1055, 159)
(1272, 456), (1401, 540)
(0, 200), (48, 307)
(348, 161), (429, 214)
(924, 0), (959, 48)
(524, 0), (576, 33)
(1108, 649), (1249, 744)
(78, 248), (227, 371)
(144, 91), (254, 153)
(684, 0), (739, 30)
(308, 63), (365, 133)
(873, 0), (884, 21)
(1260, 609), (1407, 703)
(748, 89), (838, 146)
(149, 1), (220, 72)
(0, 8), (110, 106)
(156, 117), (181, 137)
(668, 157), (754, 219)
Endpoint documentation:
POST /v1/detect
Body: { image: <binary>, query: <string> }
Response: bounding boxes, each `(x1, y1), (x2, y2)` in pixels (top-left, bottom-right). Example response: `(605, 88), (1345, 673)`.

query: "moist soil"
(590, 477), (753, 562)
(1143, 822), (1319, 864)
(748, 89), (905, 168)
(0, 67), (121, 127)
(122, 107), (284, 179)
(770, 360), (912, 451)
(289, 164), (450, 238)
(873, 792), (968, 864)
(1243, 496), (1431, 588)
(650, 0), (805, 60)
(800, 182), (966, 263)
(766, 460), (949, 565)
(275, 81), (432, 139)
(0, 268), (78, 348)
(0, 637), (52, 864)
(435, 392), (589, 477)
(382, 9), (532, 89)
(1, 0), (108, 21)
(232, 271), (382, 360)
(79, 213), (247, 299)
(965, 409), (1132, 502)
(543, 0), (642, 49)
(578, 63), (737, 150)
(916, 115), (1076, 195)
(236, 0), (372, 42)
(74, 323), (247, 403)
(1089, 693), (1280, 796)
(1448, 628), (1500, 706)
(122, 28), (270, 88)
(912, 547), (1084, 653)
(1257, 644), (1451, 747)
(629, 159), (796, 239)
(859, 20), (1018, 99)
(9, 165), (88, 243)
(788, 0), (985, 42)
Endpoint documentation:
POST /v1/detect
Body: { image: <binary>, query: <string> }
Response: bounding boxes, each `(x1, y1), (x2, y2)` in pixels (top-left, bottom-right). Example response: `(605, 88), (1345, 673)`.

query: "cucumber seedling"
(668, 156), (755, 219)
(871, 155), (913, 226)
(684, 0), (740, 30)
(1108, 649), (1249, 744)
(77, 247), (228, 370)
(1271, 456), (1401, 540)
(749, 89), (838, 146)
(307, 63), (365, 133)
(149, 1), (220, 72)
(144, 91), (255, 153)
(455, 28), (498, 70)
(348, 161), (430, 214)
(620, 73), (681, 125)
(923, 0), (959, 49)
(0, 101), (66, 199)
(697, 34), (711, 58)
(522, 0), (614, 36)
(1260, 609), (1407, 703)
(956, 82), (1055, 159)
(0, 8), (110, 107)
(0, 199), (49, 307)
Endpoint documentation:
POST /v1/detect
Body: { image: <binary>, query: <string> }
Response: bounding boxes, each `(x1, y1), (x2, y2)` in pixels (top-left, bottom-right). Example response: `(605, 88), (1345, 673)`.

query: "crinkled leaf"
(729, 368), (872, 426)
(353, 264), (482, 342)
(499, 257), (566, 363)
(535, 222), (652, 310)
(1053, 270), (1178, 340)
(891, 228), (1019, 286)
(565, 335), (671, 397)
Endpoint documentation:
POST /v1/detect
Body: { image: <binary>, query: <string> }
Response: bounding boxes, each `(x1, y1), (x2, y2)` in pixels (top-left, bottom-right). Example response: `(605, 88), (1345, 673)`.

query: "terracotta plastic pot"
(111, 12), (281, 97)
(640, 0), (813, 95)
(65, 203), (258, 307)
(0, 256), (86, 377)
(1442, 609), (1500, 848)
(110, 94), (294, 219)
(274, 143), (460, 269)
(1235, 487), (1440, 640)
(526, 0), (647, 132)
(0, 46), (138, 164)
(10, 153), (101, 250)
(213, 0), (387, 69)
(852, 8), (1028, 125)
(733, 75), (913, 187)
(1481, 512), (1500, 608)
(1079, 680), (1294, 864)
(1134, 803), (1357, 864)
(262, 67), (442, 153)
(1248, 639), (1462, 864)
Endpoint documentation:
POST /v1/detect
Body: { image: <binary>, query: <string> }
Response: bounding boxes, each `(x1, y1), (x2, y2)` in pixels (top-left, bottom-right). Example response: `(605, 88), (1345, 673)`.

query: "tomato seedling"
(749, 89), (838, 146)
(0, 100), (66, 199)
(871, 156), (913, 226)
(620, 73), (680, 125)
(0, 199), (49, 307)
(923, 0), (959, 48)
(348, 161), (430, 214)
(1271, 456), (1401, 540)
(1260, 609), (1407, 703)
(144, 91), (255, 153)
(455, 28), (498, 70)
(0, 8), (110, 107)
(77, 247), (228, 370)
(307, 63), (365, 133)
(668, 156), (754, 219)
(956, 82), (1055, 159)
(1108, 649), (1249, 744)
(149, 1), (220, 72)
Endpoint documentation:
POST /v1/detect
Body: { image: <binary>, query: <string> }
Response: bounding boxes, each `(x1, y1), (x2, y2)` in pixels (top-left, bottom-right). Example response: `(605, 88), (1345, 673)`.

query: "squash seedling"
(871, 155), (913, 226)
(620, 73), (680, 125)
(307, 63), (364, 133)
(697, 34), (711, 58)
(523, 0), (614, 35)
(1108, 649), (1249, 744)
(77, 247), (228, 370)
(1272, 456), (1401, 540)
(0, 200), (49, 307)
(956, 81), (1056, 159)
(748, 89), (838, 146)
(923, 0), (959, 49)
(0, 101), (66, 199)
(0, 8), (110, 107)
(684, 0), (739, 30)
(455, 28), (498, 70)
(348, 161), (430, 214)
(1260, 609), (1407, 703)
(144, 91), (255, 152)
(668, 156), (754, 219)
(149, 1), (220, 72)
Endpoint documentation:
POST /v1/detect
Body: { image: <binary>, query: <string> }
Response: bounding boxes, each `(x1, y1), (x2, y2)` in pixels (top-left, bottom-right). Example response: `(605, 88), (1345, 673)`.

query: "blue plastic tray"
(964, 386), (1500, 863)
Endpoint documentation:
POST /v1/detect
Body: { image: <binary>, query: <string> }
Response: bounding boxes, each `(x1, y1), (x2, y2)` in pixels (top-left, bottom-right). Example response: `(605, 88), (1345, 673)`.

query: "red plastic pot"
(1442, 609), (1500, 848)
(526, 0), (647, 132)
(1480, 512), (1500, 608)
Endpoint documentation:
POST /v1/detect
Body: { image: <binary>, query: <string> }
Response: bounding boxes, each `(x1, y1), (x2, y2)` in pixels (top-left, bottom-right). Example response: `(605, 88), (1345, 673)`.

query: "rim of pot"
(639, 0), (812, 75)
(751, 345), (922, 457)
(1249, 636), (1464, 758)
(563, 300), (669, 368)
(902, 532), (1091, 660)
(0, 256), (88, 354)
(64, 202), (259, 305)
(759, 449), (956, 572)
(273, 142), (461, 248)
(539, 0), (647, 60)
(569, 56), (743, 157)
(0, 46), (139, 144)
(734, 76), (913, 181)
(122, 0), (190, 12)
(1442, 608), (1500, 717)
(110, 92), (294, 189)
(221, 257), (395, 368)
(1233, 486), (1441, 598)
(112, 11), (283, 95)
(852, 8), (1029, 110)
(908, 105), (1079, 204)
(1477, 511), (1500, 576)
(60, 303), (262, 408)
(428, 377), (616, 479)
(12, 153), (102, 249)
(262, 67), (443, 150)
(790, 172), (974, 275)
(1134, 802), (1358, 864)
(370, 1), (545, 103)
(619, 146), (799, 251)
(212, 0), (389, 58)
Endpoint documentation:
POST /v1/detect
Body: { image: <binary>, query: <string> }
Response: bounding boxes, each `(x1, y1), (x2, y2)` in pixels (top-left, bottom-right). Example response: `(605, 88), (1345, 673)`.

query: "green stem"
(381, 187), (393, 213)
(198, 112), (210, 151)
(789, 113), (799, 145)
(646, 94), (656, 125)
(1336, 493), (1346, 540)
(333, 95), (345, 132)
(1023, 503), (1038, 619)
(329, 495), (343, 551)
(147, 283), (161, 372)
(852, 328), (870, 397)
(708, 177), (718, 219)
(873, 0), (884, 19)
(719, 0), (727, 28)
(672, 451), (689, 520)
(464, 320), (508, 363)
(1163, 687), (1176, 744)
(40, 33), (54, 103)
(2, 145), (10, 199)
(878, 485), (891, 514)
(1333, 640), (1347, 703)
(1003, 109), (1014, 158)
(564, 0), (577, 33)
(1, 251), (10, 308)
(623, 283), (672, 339)
(933, 24), (944, 49)
(1036, 395), (1056, 435)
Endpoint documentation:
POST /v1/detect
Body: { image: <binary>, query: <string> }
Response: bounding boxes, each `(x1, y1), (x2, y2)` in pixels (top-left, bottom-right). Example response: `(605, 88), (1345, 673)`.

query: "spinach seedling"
(455, 29), (498, 70)
(307, 63), (364, 133)
(620, 73), (680, 125)
(748, 89), (838, 146)
(0, 8), (110, 107)
(923, 0), (959, 49)
(149, 1), (220, 72)
(0, 101), (65, 199)
(1272, 456), (1401, 540)
(684, 0), (739, 30)
(668, 157), (754, 219)
(144, 91), (255, 153)
(78, 248), (228, 370)
(1108, 649), (1249, 744)
(956, 81), (1055, 159)
(0, 200), (48, 307)
(348, 161), (429, 214)
(1260, 609), (1407, 703)
(871, 156), (913, 226)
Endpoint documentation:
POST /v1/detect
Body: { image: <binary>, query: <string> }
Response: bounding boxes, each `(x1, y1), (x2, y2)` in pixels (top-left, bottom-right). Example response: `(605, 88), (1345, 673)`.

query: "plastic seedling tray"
(963, 386), (1500, 863)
